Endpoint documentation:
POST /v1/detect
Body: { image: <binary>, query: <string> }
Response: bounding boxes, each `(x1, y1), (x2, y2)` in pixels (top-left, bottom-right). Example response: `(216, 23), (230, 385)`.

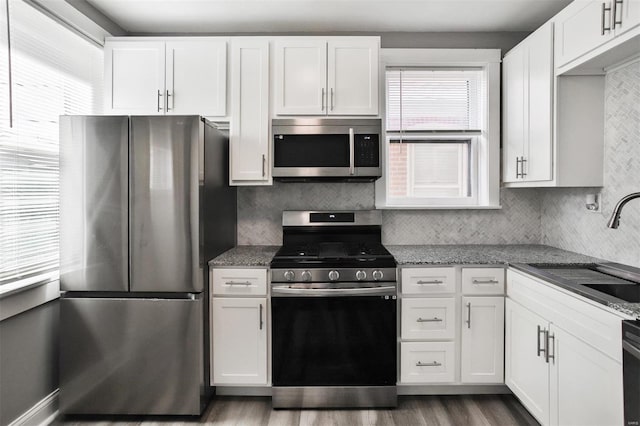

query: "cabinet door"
(614, 0), (640, 35)
(461, 297), (505, 384)
(555, 0), (615, 67)
(166, 40), (226, 116)
(549, 325), (624, 426)
(525, 22), (553, 182)
(230, 40), (270, 183)
(274, 39), (327, 115)
(212, 297), (267, 385)
(502, 45), (526, 183)
(505, 298), (550, 426)
(105, 41), (165, 114)
(327, 39), (379, 115)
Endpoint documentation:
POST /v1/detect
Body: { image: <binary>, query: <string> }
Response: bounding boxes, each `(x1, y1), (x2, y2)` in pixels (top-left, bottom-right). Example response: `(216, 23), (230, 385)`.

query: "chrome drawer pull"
(416, 280), (443, 285)
(225, 281), (252, 286)
(416, 361), (442, 367)
(472, 279), (499, 284)
(417, 317), (443, 323)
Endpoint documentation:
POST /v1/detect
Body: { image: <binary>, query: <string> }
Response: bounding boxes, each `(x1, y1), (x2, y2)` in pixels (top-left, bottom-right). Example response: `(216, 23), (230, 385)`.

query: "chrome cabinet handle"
(472, 279), (499, 284)
(416, 280), (443, 285)
(546, 332), (555, 363)
(465, 302), (471, 329)
(516, 157), (522, 178)
(157, 89), (163, 112)
(520, 158), (527, 177)
(259, 303), (263, 330)
(166, 90), (171, 111)
(612, 0), (623, 27)
(416, 361), (442, 367)
(321, 87), (325, 111)
(262, 154), (266, 177)
(330, 88), (334, 111)
(225, 281), (252, 286)
(349, 128), (355, 175)
(537, 325), (547, 357)
(602, 2), (612, 35)
(417, 317), (443, 323)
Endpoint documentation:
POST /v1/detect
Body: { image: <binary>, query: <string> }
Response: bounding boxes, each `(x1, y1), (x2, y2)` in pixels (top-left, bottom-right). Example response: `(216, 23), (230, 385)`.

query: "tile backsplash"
(237, 59), (639, 268)
(238, 183), (541, 245)
(541, 60), (640, 268)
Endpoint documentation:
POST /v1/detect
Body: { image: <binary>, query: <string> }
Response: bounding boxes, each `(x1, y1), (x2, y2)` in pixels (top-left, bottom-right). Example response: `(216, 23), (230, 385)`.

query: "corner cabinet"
(274, 37), (379, 116)
(502, 21), (605, 188)
(502, 22), (554, 184)
(104, 38), (227, 116)
(229, 39), (271, 185)
(210, 267), (268, 386)
(505, 268), (626, 426)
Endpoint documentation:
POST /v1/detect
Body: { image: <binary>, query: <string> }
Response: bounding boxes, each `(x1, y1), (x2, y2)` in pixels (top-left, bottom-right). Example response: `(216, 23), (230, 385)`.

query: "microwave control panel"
(354, 134), (380, 167)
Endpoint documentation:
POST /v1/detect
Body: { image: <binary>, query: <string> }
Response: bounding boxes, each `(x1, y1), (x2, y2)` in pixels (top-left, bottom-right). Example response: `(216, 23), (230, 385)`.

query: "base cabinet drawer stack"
(399, 266), (505, 386)
(505, 268), (626, 426)
(210, 267), (268, 386)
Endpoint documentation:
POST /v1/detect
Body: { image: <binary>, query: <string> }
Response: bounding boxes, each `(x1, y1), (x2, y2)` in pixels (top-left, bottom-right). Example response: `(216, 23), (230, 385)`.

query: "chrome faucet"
(607, 192), (640, 229)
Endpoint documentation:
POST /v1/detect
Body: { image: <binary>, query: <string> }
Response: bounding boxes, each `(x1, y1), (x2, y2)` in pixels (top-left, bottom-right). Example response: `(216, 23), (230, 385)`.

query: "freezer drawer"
(60, 295), (204, 415)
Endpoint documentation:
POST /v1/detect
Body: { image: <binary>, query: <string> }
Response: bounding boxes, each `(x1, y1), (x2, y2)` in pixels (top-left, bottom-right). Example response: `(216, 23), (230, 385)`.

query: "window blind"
(386, 68), (483, 132)
(0, 0), (103, 285)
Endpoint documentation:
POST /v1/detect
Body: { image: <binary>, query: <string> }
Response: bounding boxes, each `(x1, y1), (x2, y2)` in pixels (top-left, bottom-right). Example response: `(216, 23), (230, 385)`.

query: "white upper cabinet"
(274, 37), (379, 116)
(230, 39), (271, 184)
(105, 41), (166, 115)
(165, 40), (227, 116)
(104, 38), (227, 116)
(274, 39), (327, 115)
(555, 0), (640, 72)
(555, 1), (615, 68)
(503, 22), (553, 184)
(327, 39), (379, 115)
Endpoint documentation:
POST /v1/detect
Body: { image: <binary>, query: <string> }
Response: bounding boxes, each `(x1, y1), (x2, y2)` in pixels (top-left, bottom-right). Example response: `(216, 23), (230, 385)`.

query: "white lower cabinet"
(461, 296), (505, 384)
(505, 298), (551, 425)
(506, 268), (626, 426)
(212, 297), (268, 385)
(400, 342), (456, 383)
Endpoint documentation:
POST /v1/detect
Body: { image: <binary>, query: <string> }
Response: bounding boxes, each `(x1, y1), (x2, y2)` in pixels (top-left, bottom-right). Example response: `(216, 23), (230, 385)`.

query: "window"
(0, 0), (103, 286)
(376, 49), (501, 208)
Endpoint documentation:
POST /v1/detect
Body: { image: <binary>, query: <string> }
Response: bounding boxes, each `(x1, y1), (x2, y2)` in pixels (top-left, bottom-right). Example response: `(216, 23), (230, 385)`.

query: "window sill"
(376, 204), (502, 210)
(0, 273), (60, 321)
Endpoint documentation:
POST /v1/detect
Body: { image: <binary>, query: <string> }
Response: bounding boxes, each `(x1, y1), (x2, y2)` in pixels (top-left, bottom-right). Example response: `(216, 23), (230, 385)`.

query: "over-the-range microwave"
(272, 118), (382, 181)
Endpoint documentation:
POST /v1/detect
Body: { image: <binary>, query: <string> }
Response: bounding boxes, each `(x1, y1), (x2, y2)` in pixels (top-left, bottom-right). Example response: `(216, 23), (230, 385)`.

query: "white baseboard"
(9, 390), (58, 426)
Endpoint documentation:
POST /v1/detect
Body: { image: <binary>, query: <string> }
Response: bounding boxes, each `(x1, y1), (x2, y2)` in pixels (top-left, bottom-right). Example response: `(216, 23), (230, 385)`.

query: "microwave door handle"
(349, 128), (355, 175)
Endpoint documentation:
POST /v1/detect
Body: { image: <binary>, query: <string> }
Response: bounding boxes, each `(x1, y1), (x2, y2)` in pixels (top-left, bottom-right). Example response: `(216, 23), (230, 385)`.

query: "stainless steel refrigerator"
(58, 115), (236, 416)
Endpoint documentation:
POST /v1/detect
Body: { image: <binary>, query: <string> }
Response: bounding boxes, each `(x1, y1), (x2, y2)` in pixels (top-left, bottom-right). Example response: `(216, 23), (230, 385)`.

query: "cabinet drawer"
(211, 268), (268, 296)
(401, 298), (456, 340)
(462, 268), (505, 295)
(400, 341), (456, 383)
(401, 267), (456, 294)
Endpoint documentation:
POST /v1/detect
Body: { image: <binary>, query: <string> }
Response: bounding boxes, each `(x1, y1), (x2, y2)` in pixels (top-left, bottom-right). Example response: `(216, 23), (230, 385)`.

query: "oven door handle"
(623, 340), (640, 361)
(271, 285), (397, 297)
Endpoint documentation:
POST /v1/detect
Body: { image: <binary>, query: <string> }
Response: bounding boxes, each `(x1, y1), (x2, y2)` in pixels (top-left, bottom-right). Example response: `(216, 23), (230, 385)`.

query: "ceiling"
(85, 0), (573, 34)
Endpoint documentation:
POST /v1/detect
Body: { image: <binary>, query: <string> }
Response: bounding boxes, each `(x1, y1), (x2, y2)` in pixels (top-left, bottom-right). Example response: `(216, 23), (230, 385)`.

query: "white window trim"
(375, 48), (502, 209)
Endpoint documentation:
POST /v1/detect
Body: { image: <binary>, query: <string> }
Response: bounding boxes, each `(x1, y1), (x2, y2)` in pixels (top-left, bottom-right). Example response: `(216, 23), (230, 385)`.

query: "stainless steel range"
(270, 210), (397, 408)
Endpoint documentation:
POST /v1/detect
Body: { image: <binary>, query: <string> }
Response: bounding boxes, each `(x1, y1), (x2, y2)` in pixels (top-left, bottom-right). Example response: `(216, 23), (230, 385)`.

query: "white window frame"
(375, 49), (501, 209)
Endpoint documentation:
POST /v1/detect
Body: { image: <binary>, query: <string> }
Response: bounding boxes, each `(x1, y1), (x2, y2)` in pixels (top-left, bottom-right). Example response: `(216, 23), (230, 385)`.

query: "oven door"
(623, 323), (640, 426)
(271, 286), (397, 387)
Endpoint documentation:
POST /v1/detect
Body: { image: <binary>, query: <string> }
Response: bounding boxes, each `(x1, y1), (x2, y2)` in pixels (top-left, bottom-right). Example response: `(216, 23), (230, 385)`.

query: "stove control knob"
(301, 270), (312, 282)
(355, 270), (367, 281)
(284, 270), (295, 282)
(372, 270), (384, 281)
(328, 270), (340, 281)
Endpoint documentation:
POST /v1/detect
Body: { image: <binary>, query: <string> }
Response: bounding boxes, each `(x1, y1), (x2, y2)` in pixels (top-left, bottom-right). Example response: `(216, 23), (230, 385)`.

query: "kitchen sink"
(526, 263), (640, 304)
(581, 283), (640, 303)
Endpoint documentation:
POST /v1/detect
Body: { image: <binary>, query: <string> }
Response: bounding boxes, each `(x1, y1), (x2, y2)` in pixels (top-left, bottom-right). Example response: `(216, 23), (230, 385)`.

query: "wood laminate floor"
(60, 395), (540, 426)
